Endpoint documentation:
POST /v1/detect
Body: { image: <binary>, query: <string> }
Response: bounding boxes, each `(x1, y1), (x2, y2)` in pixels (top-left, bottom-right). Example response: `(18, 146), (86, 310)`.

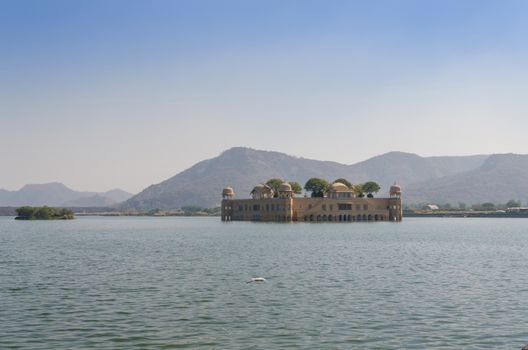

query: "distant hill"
(100, 189), (135, 203)
(120, 147), (491, 209)
(405, 154), (528, 204)
(345, 151), (488, 190)
(8, 149), (524, 209)
(0, 183), (134, 207)
(63, 195), (117, 207)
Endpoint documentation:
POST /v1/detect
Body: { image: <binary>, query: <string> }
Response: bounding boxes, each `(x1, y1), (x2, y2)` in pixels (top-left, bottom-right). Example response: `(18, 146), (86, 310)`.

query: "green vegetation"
(181, 206), (221, 215)
(15, 206), (74, 220)
(478, 202), (495, 211)
(304, 178), (382, 198)
(138, 206), (221, 217)
(333, 178), (352, 188)
(181, 205), (203, 213)
(406, 199), (527, 213)
(288, 181), (302, 194)
(506, 200), (521, 208)
(304, 178), (329, 197)
(265, 178), (283, 194)
(362, 181), (381, 198)
(264, 178), (302, 196)
(348, 182), (381, 198)
(352, 184), (365, 197)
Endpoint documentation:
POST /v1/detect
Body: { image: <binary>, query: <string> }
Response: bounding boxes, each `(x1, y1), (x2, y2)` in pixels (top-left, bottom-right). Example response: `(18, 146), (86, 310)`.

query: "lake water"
(1, 216), (527, 349)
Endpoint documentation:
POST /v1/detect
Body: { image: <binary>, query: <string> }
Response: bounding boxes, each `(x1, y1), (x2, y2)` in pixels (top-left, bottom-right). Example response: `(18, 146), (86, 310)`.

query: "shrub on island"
(15, 206), (75, 220)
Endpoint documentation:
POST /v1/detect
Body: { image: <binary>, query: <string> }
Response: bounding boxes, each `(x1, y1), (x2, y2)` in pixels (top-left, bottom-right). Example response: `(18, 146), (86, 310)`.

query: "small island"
(15, 206), (75, 220)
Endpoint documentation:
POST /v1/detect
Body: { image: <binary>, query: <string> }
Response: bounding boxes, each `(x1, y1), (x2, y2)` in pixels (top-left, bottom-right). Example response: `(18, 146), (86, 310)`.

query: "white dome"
(252, 184), (265, 192)
(222, 186), (234, 196)
(330, 182), (349, 191)
(278, 182), (292, 192)
(390, 184), (402, 193)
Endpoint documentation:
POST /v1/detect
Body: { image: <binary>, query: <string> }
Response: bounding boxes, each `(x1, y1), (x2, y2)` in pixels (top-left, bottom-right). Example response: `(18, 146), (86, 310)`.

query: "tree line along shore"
(15, 206), (74, 220)
(1, 206), (221, 218)
(405, 200), (528, 217)
(3, 196), (528, 219)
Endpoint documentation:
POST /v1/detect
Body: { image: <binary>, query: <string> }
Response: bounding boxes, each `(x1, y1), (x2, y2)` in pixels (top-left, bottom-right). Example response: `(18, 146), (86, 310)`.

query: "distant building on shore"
(423, 204), (440, 211)
(506, 207), (528, 213)
(221, 182), (403, 222)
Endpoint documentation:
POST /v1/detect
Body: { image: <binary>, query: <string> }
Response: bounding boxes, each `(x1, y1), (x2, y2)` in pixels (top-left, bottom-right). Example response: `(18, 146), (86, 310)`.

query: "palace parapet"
(221, 182), (402, 222)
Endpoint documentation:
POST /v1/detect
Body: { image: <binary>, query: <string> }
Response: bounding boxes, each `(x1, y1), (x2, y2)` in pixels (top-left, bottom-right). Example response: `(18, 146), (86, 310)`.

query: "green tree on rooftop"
(304, 178), (329, 198)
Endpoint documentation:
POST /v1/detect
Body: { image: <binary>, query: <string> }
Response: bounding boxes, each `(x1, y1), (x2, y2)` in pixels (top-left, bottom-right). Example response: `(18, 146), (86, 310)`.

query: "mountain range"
(120, 147), (528, 209)
(5, 148), (528, 209)
(0, 183), (134, 207)
(405, 153), (528, 204)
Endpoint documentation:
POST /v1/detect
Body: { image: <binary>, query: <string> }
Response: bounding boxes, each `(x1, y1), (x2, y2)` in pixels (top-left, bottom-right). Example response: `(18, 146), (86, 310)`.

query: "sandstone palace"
(221, 181), (402, 223)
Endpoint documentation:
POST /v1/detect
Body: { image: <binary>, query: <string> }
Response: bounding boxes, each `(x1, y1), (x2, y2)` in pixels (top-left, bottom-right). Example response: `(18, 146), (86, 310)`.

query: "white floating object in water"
(247, 277), (266, 283)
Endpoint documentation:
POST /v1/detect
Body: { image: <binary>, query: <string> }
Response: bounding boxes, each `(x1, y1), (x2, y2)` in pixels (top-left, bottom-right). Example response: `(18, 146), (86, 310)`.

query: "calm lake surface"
(1, 216), (527, 349)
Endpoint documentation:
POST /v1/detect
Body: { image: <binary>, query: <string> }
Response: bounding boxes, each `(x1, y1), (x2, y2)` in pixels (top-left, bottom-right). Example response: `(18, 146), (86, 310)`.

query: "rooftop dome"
(222, 186), (234, 195)
(390, 184), (402, 193)
(330, 182), (349, 191)
(251, 183), (265, 192)
(251, 183), (273, 198)
(278, 182), (292, 192)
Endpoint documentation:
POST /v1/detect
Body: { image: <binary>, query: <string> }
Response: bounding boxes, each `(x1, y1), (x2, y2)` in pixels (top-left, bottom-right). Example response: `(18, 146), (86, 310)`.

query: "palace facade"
(221, 182), (403, 222)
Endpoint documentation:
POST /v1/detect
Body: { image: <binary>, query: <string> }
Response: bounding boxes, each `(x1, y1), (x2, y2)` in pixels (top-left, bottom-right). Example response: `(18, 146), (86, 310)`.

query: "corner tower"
(388, 184), (403, 221)
(221, 186), (235, 221)
(278, 182), (293, 221)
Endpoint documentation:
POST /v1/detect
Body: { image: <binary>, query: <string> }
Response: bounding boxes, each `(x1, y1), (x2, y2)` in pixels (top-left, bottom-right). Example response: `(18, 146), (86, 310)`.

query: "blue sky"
(1, 0), (528, 192)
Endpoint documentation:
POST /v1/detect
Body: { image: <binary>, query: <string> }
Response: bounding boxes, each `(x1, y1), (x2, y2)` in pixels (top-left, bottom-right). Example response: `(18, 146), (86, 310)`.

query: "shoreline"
(404, 211), (528, 218)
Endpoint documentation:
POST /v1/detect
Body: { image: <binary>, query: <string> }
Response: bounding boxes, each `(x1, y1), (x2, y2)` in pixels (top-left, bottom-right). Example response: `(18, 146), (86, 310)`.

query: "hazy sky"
(1, 0), (528, 193)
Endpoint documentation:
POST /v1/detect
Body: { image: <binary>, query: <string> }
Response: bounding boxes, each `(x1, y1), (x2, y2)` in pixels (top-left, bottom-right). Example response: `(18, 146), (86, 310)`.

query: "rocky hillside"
(405, 154), (528, 204)
(120, 147), (490, 209)
(0, 183), (134, 207)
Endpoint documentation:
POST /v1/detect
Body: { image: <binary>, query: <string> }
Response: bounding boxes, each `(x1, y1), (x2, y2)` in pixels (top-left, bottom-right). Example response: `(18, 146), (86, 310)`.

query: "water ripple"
(1, 217), (528, 349)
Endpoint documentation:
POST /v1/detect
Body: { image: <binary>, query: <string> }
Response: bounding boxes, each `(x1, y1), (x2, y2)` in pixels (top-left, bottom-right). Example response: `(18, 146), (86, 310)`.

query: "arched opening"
(323, 215), (327, 221)
(374, 214), (379, 221)
(303, 216), (307, 222)
(317, 215), (321, 221)
(338, 215), (342, 222)
(357, 215), (362, 221)
(368, 214), (372, 221)
(347, 215), (352, 222)
(310, 214), (314, 222)
(328, 215), (333, 222)
(362, 214), (367, 221)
